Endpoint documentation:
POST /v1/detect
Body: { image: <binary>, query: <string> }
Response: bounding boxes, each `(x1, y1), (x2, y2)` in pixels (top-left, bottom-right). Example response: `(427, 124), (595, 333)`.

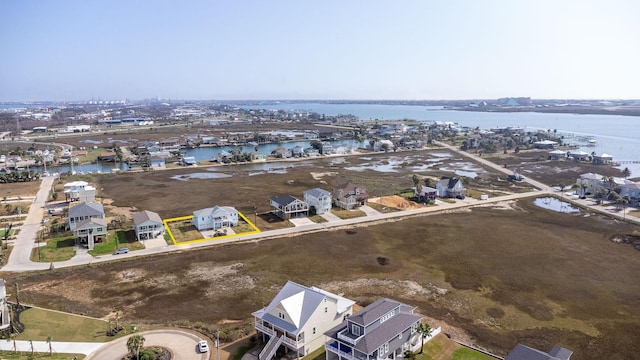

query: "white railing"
(259, 335), (283, 360)
(282, 335), (302, 349)
(337, 329), (359, 345)
(255, 322), (275, 336)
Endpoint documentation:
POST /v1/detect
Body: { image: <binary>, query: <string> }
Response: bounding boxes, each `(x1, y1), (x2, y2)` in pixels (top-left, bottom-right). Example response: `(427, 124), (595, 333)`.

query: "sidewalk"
(0, 339), (104, 355)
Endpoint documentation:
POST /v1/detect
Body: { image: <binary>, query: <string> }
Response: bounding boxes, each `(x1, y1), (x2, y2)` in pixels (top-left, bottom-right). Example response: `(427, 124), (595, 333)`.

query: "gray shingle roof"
(75, 217), (107, 230)
(506, 344), (573, 360)
(348, 298), (405, 326)
(133, 210), (162, 226)
(68, 202), (104, 218)
(271, 195), (300, 207)
(354, 313), (420, 355)
(304, 188), (331, 199)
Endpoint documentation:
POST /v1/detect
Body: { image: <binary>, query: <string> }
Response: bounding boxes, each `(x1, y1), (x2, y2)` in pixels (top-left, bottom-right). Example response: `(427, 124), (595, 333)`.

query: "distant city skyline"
(1, 0), (639, 101)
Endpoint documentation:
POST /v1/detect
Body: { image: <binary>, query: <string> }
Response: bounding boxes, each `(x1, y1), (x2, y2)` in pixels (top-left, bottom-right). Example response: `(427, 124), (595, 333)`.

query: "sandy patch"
(311, 171), (338, 180)
(368, 195), (424, 210)
(102, 198), (138, 219)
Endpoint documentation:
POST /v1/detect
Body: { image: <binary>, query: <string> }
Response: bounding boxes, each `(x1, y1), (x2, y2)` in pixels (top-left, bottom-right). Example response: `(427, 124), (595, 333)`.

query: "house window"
(380, 310), (394, 324)
(411, 323), (418, 334)
(351, 324), (360, 336)
(324, 307), (328, 313)
(313, 327), (316, 335)
(378, 343), (389, 357)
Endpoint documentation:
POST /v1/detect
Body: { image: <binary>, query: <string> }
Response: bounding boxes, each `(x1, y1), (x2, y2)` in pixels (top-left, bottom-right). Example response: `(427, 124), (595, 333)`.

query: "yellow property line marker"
(163, 211), (260, 246)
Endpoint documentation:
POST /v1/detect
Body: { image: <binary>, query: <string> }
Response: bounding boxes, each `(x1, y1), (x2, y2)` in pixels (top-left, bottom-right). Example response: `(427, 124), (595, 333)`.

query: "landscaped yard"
(17, 306), (133, 343)
(0, 352), (85, 359)
(88, 229), (144, 255)
(30, 236), (76, 262)
(307, 214), (328, 223)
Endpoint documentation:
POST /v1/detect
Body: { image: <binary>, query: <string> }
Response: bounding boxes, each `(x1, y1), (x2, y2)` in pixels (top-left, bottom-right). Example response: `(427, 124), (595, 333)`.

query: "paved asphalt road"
(86, 329), (210, 360)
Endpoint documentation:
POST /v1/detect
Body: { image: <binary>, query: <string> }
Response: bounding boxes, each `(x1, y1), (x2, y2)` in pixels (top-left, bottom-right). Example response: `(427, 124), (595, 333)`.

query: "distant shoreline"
(452, 106), (640, 117)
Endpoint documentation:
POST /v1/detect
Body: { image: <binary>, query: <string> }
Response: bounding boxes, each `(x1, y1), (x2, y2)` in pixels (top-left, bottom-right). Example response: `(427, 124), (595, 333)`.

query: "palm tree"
(46, 335), (53, 355)
(9, 332), (17, 352)
(416, 323), (433, 354)
(127, 334), (145, 360)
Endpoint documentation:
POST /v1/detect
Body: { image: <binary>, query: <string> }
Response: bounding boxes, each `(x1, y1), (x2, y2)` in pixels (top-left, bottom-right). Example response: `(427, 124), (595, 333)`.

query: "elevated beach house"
(333, 181), (368, 210)
(271, 195), (309, 220)
(133, 210), (165, 241)
(63, 181), (96, 202)
(253, 281), (355, 360)
(324, 298), (430, 360)
(193, 206), (238, 231)
(68, 202), (105, 231)
(303, 188), (332, 214)
(436, 177), (466, 198)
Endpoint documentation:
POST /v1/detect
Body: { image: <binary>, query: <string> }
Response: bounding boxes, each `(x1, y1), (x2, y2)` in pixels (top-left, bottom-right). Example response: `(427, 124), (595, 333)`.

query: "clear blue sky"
(1, 0), (639, 101)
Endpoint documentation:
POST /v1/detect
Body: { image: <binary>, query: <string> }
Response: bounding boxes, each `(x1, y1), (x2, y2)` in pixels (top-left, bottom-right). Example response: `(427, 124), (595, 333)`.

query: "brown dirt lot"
(5, 198), (640, 359)
(369, 195), (424, 210)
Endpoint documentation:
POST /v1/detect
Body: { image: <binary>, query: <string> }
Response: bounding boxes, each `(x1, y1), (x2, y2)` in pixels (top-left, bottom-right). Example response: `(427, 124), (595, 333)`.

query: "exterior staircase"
(259, 334), (284, 360)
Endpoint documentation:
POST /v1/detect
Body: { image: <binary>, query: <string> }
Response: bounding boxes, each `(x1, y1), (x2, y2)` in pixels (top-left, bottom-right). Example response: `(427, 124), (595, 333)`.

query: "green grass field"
(88, 229), (144, 255)
(0, 352), (85, 360)
(17, 307), (131, 343)
(31, 236), (76, 262)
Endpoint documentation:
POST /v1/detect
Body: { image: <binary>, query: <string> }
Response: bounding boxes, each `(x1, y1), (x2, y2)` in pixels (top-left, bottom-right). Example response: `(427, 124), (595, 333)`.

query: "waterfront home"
(333, 181), (368, 210)
(321, 143), (333, 155)
(133, 210), (165, 241)
(291, 145), (305, 157)
(271, 195), (309, 220)
(436, 177), (466, 198)
(64, 181), (96, 202)
(592, 153), (613, 165)
(97, 151), (117, 162)
(193, 206), (238, 231)
(576, 173), (605, 195)
(73, 217), (107, 250)
(0, 279), (11, 330)
(253, 281), (355, 360)
(533, 140), (559, 149)
(620, 181), (640, 203)
(68, 202), (105, 231)
(251, 152), (267, 162)
(567, 150), (590, 161)
(273, 148), (292, 159)
(150, 156), (166, 169)
(303, 188), (332, 214)
(505, 344), (572, 360)
(324, 298), (433, 360)
(548, 149), (567, 160)
(181, 156), (197, 166)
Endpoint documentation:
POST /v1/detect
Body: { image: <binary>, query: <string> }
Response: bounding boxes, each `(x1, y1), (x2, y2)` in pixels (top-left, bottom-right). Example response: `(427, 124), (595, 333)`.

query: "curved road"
(86, 329), (210, 360)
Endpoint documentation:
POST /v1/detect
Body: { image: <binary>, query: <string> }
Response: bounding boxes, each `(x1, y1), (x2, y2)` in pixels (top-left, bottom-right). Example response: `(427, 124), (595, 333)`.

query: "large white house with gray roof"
(304, 188), (332, 214)
(193, 206), (238, 231)
(324, 298), (424, 360)
(68, 202), (105, 231)
(253, 281), (355, 360)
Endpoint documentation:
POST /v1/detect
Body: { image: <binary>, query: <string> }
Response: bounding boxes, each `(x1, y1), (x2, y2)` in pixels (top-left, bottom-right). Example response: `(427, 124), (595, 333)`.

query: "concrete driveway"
(289, 217), (316, 226)
(86, 329), (210, 360)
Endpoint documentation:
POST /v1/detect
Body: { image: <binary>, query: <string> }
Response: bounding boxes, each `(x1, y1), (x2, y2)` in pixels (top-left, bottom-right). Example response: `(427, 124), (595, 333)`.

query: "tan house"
(333, 181), (368, 210)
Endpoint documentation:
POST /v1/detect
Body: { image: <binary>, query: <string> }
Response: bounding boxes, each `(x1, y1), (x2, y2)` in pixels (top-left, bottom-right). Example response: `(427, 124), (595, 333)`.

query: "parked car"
(113, 248), (129, 255)
(197, 340), (209, 353)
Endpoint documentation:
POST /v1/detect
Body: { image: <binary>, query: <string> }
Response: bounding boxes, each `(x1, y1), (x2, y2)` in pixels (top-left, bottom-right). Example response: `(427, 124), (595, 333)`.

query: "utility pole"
(216, 330), (220, 360)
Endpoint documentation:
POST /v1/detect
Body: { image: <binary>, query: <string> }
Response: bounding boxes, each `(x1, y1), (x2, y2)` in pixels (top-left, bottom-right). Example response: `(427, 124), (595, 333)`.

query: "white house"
(436, 177), (466, 198)
(303, 188), (332, 214)
(133, 210), (165, 241)
(0, 279), (10, 330)
(576, 173), (605, 196)
(64, 181), (96, 202)
(253, 281), (355, 360)
(193, 206), (238, 231)
(73, 217), (107, 250)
